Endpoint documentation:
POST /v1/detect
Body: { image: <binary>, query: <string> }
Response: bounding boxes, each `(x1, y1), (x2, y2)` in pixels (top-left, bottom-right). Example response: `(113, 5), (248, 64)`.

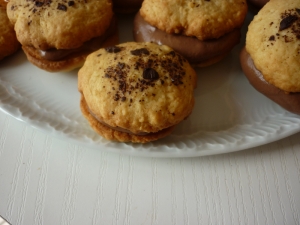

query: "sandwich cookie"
(240, 0), (300, 114)
(0, 1), (20, 61)
(7, 0), (117, 72)
(133, 0), (248, 67)
(78, 42), (197, 143)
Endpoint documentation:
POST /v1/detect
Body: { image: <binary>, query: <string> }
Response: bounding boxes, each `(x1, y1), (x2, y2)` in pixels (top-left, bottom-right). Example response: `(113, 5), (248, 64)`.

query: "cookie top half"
(7, 0), (113, 50)
(0, 1), (20, 60)
(78, 42), (197, 134)
(140, 0), (248, 40)
(246, 0), (300, 93)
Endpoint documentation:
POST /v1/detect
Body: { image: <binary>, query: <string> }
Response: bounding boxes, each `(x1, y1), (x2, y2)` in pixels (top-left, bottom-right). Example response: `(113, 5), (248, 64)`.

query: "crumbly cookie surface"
(140, 0), (247, 40)
(0, 2), (20, 60)
(78, 42), (197, 141)
(246, 0), (300, 93)
(7, 0), (113, 50)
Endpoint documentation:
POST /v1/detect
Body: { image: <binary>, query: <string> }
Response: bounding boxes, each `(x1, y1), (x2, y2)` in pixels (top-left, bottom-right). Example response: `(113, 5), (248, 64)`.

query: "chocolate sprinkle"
(68, 1), (75, 6)
(279, 15), (298, 31)
(130, 48), (150, 56)
(143, 68), (159, 80)
(105, 46), (122, 53)
(57, 3), (67, 11)
(103, 48), (187, 102)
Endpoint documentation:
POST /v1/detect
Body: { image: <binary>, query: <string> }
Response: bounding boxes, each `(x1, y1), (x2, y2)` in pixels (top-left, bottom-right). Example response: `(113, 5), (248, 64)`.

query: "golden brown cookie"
(240, 0), (300, 114)
(246, 0), (300, 93)
(7, 0), (117, 72)
(140, 0), (248, 40)
(0, 1), (20, 61)
(134, 0), (248, 67)
(78, 42), (197, 143)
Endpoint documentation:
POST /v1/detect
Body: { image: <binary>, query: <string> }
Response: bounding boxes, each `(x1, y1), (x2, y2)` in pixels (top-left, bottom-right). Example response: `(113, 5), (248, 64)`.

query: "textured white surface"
(0, 111), (300, 225)
(1, 13), (300, 157)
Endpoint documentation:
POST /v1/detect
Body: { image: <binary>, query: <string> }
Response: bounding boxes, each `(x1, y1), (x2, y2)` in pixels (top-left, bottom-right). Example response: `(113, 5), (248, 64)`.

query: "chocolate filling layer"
(248, 0), (269, 9)
(87, 106), (151, 136)
(133, 12), (241, 64)
(240, 47), (300, 115)
(37, 16), (117, 61)
(113, 0), (143, 10)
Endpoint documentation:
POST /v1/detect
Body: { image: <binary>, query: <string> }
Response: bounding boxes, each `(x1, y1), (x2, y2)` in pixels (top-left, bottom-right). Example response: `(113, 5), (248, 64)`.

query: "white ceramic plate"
(1, 12), (300, 157)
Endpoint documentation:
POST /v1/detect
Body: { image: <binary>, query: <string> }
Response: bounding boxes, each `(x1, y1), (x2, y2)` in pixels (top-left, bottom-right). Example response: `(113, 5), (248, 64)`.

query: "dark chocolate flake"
(296, 8), (300, 15)
(269, 35), (275, 41)
(143, 68), (159, 80)
(105, 46), (122, 53)
(35, 1), (44, 7)
(168, 51), (176, 57)
(117, 62), (125, 69)
(130, 48), (150, 56)
(68, 1), (75, 6)
(45, 0), (52, 5)
(114, 94), (120, 101)
(279, 15), (298, 31)
(57, 3), (67, 11)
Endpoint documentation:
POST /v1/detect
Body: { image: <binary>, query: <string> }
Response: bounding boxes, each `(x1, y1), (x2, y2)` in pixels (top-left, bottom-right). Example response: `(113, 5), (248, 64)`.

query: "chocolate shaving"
(57, 3), (67, 11)
(68, 1), (75, 6)
(269, 35), (275, 41)
(105, 46), (122, 53)
(143, 68), (159, 80)
(279, 15), (298, 31)
(35, 1), (44, 7)
(130, 48), (150, 56)
(103, 47), (186, 102)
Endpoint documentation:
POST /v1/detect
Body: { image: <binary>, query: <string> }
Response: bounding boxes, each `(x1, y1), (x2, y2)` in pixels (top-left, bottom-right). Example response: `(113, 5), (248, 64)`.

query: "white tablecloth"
(0, 110), (300, 225)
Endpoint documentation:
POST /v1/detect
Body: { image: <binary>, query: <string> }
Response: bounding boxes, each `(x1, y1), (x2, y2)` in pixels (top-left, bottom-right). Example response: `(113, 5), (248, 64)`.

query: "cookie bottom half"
(80, 96), (176, 143)
(22, 29), (119, 72)
(240, 47), (300, 115)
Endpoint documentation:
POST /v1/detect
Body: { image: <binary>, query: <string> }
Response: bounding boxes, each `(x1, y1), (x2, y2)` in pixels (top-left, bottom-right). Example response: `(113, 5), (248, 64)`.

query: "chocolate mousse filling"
(240, 47), (300, 115)
(86, 104), (152, 136)
(133, 12), (241, 64)
(113, 0), (143, 12)
(30, 16), (117, 61)
(248, 0), (269, 9)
